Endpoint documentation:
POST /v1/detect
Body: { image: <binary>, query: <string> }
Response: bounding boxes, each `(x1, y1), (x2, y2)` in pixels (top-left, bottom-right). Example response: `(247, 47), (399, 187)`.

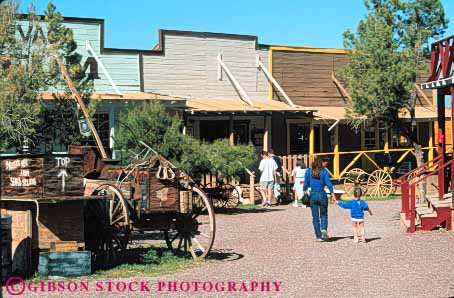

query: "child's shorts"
(351, 218), (364, 223)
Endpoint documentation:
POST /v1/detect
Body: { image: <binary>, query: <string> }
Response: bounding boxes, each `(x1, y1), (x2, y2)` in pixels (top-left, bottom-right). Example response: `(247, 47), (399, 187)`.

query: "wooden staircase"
(401, 193), (453, 231)
(400, 155), (454, 233)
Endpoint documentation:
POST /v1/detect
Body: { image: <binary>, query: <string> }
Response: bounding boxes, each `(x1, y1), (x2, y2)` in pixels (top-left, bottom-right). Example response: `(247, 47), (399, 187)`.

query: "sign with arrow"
(43, 154), (84, 197)
(58, 169), (68, 192)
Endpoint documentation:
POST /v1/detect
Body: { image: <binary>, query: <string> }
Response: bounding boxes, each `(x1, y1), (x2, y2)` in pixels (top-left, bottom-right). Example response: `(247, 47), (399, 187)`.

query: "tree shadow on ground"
(207, 249), (244, 262)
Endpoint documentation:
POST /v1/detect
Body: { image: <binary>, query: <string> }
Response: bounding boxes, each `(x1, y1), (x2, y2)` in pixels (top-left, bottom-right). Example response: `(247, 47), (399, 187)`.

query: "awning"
(185, 99), (315, 114)
(420, 77), (454, 90)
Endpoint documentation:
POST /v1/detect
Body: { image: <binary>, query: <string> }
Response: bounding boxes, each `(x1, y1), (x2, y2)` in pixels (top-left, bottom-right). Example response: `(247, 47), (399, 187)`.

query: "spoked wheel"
(201, 182), (224, 208)
(342, 168), (368, 196)
(85, 184), (131, 266)
(164, 186), (215, 260)
(367, 170), (393, 198)
(219, 184), (240, 208)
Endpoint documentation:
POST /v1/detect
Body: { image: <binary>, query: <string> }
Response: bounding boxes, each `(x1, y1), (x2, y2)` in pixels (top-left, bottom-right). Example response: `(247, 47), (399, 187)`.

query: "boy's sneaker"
(321, 230), (329, 240)
(292, 201), (298, 208)
(353, 237), (359, 243)
(316, 238), (324, 242)
(301, 204), (307, 209)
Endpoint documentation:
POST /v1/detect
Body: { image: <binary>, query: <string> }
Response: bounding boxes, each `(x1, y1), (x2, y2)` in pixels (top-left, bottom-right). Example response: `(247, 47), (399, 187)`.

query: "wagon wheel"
(219, 184), (240, 208)
(367, 170), (393, 198)
(201, 182), (224, 208)
(164, 186), (215, 259)
(85, 184), (131, 265)
(342, 168), (368, 196)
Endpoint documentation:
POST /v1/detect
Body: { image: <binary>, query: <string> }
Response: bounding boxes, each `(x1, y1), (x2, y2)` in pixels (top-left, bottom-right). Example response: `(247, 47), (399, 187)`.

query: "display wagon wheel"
(367, 170), (393, 198)
(85, 184), (131, 265)
(219, 184), (240, 208)
(342, 168), (368, 196)
(201, 181), (224, 208)
(164, 186), (215, 260)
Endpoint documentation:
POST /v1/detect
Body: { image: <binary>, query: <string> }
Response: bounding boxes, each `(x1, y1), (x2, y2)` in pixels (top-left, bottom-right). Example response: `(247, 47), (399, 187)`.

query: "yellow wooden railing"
(281, 146), (437, 181)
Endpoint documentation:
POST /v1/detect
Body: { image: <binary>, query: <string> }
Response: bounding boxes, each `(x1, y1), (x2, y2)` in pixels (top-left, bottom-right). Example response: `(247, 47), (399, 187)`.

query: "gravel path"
(3, 199), (454, 298)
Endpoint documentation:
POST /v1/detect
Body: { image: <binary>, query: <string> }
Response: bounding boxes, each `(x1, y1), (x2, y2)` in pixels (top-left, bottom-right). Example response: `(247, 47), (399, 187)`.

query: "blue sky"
(19, 0), (454, 50)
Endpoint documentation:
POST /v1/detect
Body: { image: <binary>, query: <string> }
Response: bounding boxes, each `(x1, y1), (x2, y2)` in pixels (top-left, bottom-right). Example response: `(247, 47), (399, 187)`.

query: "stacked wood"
(0, 155), (44, 197)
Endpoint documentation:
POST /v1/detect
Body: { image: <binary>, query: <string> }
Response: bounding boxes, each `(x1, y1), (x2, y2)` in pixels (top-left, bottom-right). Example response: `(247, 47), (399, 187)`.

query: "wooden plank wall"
(272, 51), (348, 106)
(272, 50), (433, 108)
(143, 32), (269, 100)
(16, 20), (141, 93)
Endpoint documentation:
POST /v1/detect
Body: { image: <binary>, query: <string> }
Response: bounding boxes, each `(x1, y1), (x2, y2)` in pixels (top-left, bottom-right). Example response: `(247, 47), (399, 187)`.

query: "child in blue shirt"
(337, 188), (372, 243)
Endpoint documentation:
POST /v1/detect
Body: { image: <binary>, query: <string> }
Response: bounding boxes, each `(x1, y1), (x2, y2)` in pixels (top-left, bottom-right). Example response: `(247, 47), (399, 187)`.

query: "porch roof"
(313, 106), (439, 121)
(185, 99), (315, 114)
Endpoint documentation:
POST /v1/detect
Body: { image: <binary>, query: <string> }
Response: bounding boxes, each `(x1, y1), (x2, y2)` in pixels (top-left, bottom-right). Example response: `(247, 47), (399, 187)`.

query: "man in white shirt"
(258, 151), (278, 208)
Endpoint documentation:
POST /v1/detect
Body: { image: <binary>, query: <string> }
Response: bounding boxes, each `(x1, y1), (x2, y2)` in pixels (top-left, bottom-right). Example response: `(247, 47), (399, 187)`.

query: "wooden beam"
(50, 46), (108, 159)
(333, 125), (339, 179)
(309, 122), (315, 156)
(331, 72), (352, 101)
(229, 115), (234, 146)
(263, 116), (269, 151)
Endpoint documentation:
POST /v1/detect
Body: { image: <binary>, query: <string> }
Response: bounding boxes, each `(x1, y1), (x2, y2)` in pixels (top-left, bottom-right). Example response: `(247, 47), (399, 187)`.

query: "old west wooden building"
(13, 16), (442, 177)
(140, 29), (438, 177)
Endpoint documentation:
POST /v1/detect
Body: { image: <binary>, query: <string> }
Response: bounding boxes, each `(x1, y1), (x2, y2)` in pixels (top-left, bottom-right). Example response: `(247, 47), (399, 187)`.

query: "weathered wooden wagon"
(0, 148), (215, 279)
(68, 144), (216, 261)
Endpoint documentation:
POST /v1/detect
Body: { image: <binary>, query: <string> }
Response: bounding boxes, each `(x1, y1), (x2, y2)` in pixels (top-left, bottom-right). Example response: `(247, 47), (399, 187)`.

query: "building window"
(233, 121), (249, 145)
(289, 123), (310, 154)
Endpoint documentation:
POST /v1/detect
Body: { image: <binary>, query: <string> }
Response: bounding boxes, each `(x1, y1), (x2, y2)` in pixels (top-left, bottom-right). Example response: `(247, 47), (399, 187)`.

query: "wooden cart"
(340, 153), (418, 198)
(67, 144), (216, 261)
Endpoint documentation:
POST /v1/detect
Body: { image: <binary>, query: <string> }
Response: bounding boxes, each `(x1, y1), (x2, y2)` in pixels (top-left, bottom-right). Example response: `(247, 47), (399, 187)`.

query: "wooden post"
(428, 125), (434, 162)
(229, 115), (234, 146)
(109, 106), (115, 159)
(333, 125), (340, 179)
(383, 127), (390, 172)
(249, 173), (255, 204)
(263, 115), (269, 151)
(309, 122), (315, 157)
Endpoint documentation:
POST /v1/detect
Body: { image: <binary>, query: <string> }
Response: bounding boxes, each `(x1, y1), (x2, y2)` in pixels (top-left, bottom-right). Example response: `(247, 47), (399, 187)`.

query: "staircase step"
(416, 207), (434, 215)
(420, 213), (438, 218)
(426, 195), (453, 209)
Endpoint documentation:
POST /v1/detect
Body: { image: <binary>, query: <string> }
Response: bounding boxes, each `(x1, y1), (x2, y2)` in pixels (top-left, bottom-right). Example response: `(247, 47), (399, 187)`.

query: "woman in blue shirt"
(303, 157), (336, 242)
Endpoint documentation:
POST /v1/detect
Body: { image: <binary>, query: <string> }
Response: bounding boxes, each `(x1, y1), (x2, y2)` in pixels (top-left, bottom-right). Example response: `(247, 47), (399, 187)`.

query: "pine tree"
(340, 0), (448, 165)
(0, 1), (45, 151)
(115, 101), (257, 181)
(0, 1), (94, 153)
